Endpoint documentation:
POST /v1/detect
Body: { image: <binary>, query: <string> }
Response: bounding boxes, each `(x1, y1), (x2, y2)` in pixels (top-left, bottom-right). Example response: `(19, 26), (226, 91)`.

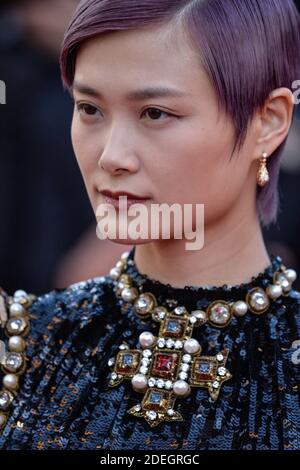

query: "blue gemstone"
(166, 320), (181, 333)
(122, 354), (133, 366)
(149, 391), (162, 404)
(199, 363), (210, 374)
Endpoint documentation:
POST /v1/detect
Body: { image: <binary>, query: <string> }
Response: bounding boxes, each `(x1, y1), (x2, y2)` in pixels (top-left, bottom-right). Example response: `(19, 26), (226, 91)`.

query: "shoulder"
(27, 275), (115, 336)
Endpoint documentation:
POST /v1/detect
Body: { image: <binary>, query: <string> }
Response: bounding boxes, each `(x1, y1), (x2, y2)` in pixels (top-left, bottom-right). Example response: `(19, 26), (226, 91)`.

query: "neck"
(134, 206), (271, 289)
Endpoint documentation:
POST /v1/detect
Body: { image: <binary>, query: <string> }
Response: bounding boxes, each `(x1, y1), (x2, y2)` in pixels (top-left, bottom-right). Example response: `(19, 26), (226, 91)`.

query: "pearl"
(173, 380), (191, 397)
(232, 301), (248, 317)
(131, 374), (148, 391)
(8, 336), (26, 352)
(139, 332), (156, 349)
(121, 287), (138, 302)
(121, 251), (130, 260)
(13, 290), (27, 300)
(3, 374), (19, 391)
(285, 269), (297, 283)
(9, 303), (25, 318)
(109, 267), (121, 280)
(183, 338), (201, 354)
(266, 284), (282, 300)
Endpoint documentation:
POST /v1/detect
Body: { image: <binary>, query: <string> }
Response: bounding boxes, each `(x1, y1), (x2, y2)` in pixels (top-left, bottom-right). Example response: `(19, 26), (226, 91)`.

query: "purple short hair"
(60, 0), (300, 227)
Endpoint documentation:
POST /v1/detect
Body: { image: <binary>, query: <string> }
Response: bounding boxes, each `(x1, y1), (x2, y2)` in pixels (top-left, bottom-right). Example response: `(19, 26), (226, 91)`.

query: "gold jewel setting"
(108, 251), (297, 427)
(0, 290), (35, 430)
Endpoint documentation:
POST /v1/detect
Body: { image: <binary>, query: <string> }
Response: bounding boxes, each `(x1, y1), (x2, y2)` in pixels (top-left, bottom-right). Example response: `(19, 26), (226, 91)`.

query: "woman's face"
(71, 23), (258, 243)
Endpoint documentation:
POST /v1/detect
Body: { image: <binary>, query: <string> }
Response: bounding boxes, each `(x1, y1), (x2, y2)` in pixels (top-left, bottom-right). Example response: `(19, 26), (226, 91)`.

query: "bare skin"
(71, 22), (294, 288)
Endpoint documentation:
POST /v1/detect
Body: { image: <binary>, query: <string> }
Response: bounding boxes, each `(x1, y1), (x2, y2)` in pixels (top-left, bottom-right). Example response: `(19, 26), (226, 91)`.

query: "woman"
(0, 0), (300, 450)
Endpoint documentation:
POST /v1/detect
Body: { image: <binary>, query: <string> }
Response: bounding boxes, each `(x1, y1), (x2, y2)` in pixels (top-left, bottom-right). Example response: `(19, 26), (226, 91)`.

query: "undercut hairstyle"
(60, 0), (300, 226)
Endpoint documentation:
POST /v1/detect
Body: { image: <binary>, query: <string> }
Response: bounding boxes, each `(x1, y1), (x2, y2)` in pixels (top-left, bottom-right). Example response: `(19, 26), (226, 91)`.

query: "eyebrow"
(72, 81), (190, 101)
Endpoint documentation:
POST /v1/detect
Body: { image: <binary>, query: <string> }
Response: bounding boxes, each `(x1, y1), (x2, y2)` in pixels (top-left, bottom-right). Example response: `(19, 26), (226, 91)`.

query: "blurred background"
(0, 0), (299, 295)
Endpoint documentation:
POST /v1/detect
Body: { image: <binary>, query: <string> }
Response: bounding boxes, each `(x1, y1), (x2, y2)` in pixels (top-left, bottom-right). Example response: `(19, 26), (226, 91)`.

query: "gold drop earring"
(257, 151), (270, 187)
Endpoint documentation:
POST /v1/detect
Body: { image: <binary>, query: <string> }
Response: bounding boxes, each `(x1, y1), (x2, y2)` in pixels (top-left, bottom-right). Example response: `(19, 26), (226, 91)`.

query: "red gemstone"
(152, 353), (178, 379)
(156, 354), (173, 371)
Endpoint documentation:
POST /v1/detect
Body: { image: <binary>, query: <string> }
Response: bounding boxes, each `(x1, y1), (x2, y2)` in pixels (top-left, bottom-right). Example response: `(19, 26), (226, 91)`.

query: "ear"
(253, 87), (294, 159)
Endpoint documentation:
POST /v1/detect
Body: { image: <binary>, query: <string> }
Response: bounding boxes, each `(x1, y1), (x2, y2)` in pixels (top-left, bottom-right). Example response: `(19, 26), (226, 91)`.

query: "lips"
(99, 189), (151, 210)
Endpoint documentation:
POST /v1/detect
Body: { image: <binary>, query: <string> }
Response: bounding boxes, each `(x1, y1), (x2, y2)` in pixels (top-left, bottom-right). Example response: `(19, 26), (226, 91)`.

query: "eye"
(141, 107), (176, 121)
(76, 102), (102, 120)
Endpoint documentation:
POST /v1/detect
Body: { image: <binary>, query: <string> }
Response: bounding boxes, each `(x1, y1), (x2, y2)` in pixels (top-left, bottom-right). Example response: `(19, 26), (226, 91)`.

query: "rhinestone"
(174, 340), (183, 349)
(165, 380), (173, 390)
(174, 306), (186, 316)
(4, 353), (23, 373)
(148, 378), (156, 387)
(6, 317), (28, 336)
(107, 358), (115, 367)
(134, 293), (156, 316)
(167, 409), (175, 417)
(247, 288), (270, 314)
(212, 381), (220, 389)
(157, 339), (165, 348)
(119, 344), (129, 350)
(182, 354), (192, 363)
(141, 358), (150, 367)
(156, 379), (165, 389)
(139, 366), (148, 375)
(208, 302), (232, 326)
(216, 353), (224, 362)
(166, 339), (174, 349)
(0, 391), (13, 411)
(179, 371), (188, 380)
(217, 367), (226, 377)
(111, 372), (118, 380)
(143, 349), (152, 358)
(181, 363), (190, 372)
(146, 411), (157, 421)
(134, 404), (141, 412)
(189, 316), (197, 324)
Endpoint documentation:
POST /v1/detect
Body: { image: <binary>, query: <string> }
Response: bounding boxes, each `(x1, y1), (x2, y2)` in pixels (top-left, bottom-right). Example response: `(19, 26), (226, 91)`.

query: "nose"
(98, 124), (140, 175)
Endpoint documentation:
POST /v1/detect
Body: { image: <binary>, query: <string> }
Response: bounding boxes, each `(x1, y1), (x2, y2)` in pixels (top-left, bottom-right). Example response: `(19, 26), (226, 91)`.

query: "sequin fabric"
(0, 249), (299, 450)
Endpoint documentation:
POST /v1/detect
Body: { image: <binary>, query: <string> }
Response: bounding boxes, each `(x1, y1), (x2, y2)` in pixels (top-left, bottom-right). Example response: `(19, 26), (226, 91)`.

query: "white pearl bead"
(183, 338), (201, 354)
(121, 288), (137, 302)
(8, 336), (25, 352)
(139, 332), (156, 349)
(121, 251), (130, 260)
(266, 284), (282, 300)
(13, 290), (27, 300)
(3, 374), (19, 391)
(173, 380), (191, 397)
(9, 303), (25, 317)
(109, 267), (121, 280)
(285, 269), (297, 283)
(131, 374), (148, 391)
(233, 301), (248, 317)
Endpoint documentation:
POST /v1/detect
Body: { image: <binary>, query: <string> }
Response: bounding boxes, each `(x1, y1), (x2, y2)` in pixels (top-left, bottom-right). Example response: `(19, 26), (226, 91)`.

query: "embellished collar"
(107, 249), (296, 427)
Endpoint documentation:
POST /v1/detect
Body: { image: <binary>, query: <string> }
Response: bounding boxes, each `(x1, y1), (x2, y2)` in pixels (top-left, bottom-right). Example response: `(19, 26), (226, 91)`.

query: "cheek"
(71, 116), (98, 183)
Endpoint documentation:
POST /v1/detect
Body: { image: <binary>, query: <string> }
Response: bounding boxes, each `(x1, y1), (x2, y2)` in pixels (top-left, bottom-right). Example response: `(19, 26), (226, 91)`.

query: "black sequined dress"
(0, 248), (299, 450)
